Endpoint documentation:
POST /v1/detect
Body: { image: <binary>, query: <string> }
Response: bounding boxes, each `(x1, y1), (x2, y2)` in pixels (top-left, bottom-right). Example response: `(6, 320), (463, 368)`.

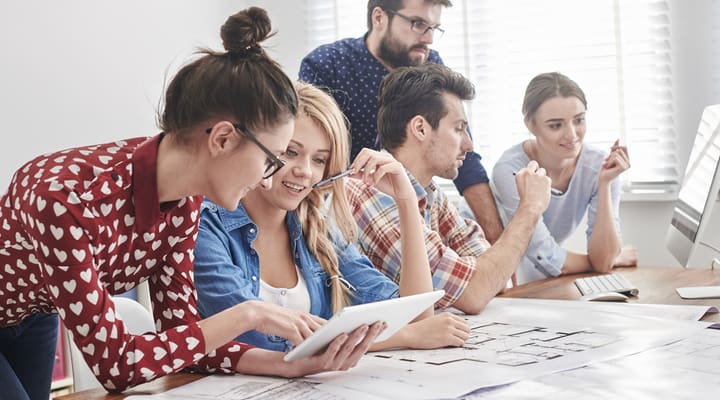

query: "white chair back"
(67, 296), (155, 391)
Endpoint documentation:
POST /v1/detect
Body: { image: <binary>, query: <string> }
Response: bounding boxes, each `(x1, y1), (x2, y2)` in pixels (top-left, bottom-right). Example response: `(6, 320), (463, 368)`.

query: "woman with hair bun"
(0, 7), (382, 398)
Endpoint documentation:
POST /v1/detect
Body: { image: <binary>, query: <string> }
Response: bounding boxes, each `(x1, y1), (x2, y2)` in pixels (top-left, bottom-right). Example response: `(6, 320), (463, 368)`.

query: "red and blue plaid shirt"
(345, 173), (491, 309)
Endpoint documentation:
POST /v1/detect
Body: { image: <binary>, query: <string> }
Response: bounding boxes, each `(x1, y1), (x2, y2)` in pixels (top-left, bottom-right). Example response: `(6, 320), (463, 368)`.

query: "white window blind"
(304, 0), (677, 194)
(305, 1), (367, 49)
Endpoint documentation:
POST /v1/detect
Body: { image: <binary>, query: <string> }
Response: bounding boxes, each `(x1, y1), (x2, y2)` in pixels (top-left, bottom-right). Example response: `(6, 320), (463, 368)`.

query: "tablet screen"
(283, 290), (445, 362)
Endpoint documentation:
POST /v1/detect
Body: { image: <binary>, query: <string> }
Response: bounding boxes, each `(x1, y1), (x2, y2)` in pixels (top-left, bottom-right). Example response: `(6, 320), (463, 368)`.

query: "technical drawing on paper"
(463, 327), (720, 399)
(372, 318), (622, 367)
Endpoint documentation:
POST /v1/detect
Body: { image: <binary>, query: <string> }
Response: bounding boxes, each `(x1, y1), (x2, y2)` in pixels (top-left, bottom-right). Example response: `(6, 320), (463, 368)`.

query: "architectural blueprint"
(465, 327), (720, 399)
(372, 320), (622, 366)
(126, 298), (713, 400)
(308, 298), (708, 399)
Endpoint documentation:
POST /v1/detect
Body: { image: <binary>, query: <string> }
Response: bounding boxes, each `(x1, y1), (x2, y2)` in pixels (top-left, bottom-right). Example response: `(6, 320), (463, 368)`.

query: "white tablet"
(283, 290), (444, 362)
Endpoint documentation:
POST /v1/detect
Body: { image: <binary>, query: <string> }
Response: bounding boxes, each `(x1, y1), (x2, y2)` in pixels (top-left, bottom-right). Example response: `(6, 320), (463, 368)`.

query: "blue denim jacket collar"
(203, 201), (307, 263)
(215, 202), (304, 246)
(202, 200), (331, 315)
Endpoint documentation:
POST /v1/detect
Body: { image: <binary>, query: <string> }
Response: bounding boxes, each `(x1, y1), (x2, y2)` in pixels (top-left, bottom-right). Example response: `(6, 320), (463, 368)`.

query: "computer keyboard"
(574, 274), (639, 297)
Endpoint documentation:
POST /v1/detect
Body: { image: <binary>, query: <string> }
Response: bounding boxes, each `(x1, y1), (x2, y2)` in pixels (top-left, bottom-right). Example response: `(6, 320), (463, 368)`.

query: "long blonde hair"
(294, 81), (356, 313)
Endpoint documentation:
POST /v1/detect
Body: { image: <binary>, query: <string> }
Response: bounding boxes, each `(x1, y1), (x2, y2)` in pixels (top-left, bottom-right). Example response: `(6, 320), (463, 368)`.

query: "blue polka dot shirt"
(299, 35), (489, 193)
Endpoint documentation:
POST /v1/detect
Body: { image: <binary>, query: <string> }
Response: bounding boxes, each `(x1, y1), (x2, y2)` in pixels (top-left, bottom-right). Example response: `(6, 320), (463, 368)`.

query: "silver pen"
(513, 171), (564, 196)
(313, 168), (354, 189)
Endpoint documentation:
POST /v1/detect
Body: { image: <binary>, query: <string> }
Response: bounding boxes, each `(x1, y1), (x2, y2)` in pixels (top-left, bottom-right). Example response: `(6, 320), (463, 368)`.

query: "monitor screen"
(667, 104), (720, 266)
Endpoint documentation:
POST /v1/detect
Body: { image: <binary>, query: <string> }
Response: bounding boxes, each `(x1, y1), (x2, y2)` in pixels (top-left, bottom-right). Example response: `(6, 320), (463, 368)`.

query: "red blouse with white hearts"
(0, 134), (252, 391)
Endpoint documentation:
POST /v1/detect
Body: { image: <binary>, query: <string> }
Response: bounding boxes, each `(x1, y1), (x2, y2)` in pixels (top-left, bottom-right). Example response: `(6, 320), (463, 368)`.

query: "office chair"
(67, 296), (156, 391)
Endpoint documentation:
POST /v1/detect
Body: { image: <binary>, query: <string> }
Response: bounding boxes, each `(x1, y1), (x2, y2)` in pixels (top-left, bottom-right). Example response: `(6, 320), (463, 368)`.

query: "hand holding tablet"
(283, 290), (445, 361)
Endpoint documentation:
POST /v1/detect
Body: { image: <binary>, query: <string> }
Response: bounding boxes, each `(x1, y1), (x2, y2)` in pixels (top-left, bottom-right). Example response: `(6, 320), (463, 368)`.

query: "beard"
(423, 141), (462, 181)
(378, 32), (428, 68)
(437, 165), (460, 180)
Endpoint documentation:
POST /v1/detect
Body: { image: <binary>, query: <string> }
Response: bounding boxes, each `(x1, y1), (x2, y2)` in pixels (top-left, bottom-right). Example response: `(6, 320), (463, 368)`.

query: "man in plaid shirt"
(345, 63), (551, 314)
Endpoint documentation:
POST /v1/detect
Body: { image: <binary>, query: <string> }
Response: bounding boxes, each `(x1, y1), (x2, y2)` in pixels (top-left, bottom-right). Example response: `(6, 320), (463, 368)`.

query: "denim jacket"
(194, 199), (399, 352)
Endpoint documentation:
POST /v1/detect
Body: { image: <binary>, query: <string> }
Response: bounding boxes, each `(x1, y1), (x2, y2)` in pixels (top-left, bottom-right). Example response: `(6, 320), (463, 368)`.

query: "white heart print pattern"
(0, 136), (252, 391)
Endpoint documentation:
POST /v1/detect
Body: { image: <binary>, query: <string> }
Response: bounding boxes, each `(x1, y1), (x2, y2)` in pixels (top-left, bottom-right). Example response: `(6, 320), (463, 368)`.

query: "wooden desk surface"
(55, 373), (205, 400)
(58, 266), (720, 400)
(500, 266), (720, 322)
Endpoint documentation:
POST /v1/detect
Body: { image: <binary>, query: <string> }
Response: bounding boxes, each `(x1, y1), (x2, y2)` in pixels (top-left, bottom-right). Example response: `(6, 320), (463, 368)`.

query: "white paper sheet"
(125, 298), (715, 400)
(308, 298), (708, 399)
(488, 297), (718, 322)
(124, 375), (346, 400)
(465, 327), (720, 399)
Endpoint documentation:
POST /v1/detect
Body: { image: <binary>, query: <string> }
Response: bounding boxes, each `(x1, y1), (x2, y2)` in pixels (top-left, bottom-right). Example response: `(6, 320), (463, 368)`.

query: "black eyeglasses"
(205, 124), (286, 179)
(385, 9), (445, 39)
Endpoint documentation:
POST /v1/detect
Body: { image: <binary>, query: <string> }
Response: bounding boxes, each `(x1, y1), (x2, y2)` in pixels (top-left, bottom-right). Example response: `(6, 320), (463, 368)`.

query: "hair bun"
(221, 7), (273, 55)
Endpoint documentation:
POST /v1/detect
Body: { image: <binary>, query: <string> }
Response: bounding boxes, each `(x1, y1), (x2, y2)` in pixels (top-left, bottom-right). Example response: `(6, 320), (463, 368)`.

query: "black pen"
(513, 171), (563, 196)
(313, 168), (354, 189)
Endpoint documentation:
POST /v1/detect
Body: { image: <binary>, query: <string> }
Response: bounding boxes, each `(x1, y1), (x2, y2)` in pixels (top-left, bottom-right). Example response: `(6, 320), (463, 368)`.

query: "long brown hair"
(294, 82), (356, 313)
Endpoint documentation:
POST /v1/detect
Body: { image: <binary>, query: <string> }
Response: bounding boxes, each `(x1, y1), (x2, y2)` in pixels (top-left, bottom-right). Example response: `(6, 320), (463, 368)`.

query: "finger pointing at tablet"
(249, 301), (326, 346)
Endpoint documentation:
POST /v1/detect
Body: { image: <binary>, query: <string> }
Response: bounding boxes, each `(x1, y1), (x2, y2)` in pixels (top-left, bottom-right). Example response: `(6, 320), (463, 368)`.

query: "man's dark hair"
(366, 0), (452, 31)
(377, 63), (474, 152)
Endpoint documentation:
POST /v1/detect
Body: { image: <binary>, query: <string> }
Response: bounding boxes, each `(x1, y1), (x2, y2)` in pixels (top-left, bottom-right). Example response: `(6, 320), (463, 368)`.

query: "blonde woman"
(194, 82), (469, 354)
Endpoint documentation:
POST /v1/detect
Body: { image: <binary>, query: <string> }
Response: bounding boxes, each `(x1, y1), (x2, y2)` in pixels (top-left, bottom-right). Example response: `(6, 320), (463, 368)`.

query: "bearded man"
(299, 0), (504, 244)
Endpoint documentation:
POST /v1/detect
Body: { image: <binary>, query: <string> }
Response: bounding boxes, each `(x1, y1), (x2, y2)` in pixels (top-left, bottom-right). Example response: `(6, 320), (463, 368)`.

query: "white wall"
(0, 0), (317, 179)
(0, 0), (242, 187)
(672, 0), (720, 171)
(0, 0), (312, 188)
(2, 1), (718, 268)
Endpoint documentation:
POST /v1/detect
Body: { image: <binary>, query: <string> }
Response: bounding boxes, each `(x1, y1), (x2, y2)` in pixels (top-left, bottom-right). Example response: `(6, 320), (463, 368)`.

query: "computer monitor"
(666, 104), (720, 268)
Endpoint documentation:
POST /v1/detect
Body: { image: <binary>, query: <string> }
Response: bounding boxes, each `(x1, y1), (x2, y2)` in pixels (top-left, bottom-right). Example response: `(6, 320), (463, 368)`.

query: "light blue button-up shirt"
(490, 143), (622, 284)
(194, 200), (399, 352)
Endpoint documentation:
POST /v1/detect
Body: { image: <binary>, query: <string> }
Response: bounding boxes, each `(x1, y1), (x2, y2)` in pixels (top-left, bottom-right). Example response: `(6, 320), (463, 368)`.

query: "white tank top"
(259, 265), (312, 312)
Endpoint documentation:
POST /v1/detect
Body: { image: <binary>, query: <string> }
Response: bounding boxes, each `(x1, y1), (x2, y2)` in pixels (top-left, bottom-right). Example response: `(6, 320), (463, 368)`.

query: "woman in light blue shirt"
(493, 72), (637, 284)
(194, 82), (469, 353)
